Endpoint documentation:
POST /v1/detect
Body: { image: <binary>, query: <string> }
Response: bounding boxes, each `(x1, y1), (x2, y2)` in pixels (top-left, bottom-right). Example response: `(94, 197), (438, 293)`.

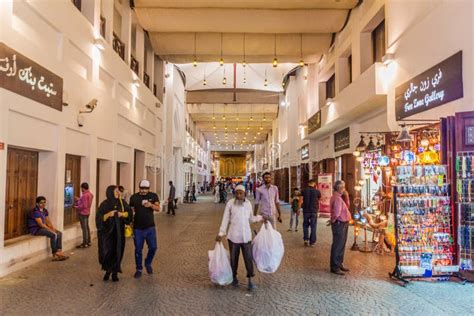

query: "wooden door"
(311, 161), (320, 181)
(283, 167), (290, 202)
(290, 166), (298, 192)
(301, 163), (310, 188)
(64, 154), (81, 226)
(5, 148), (38, 240)
(116, 162), (121, 185)
(341, 154), (356, 212)
(96, 160), (101, 210)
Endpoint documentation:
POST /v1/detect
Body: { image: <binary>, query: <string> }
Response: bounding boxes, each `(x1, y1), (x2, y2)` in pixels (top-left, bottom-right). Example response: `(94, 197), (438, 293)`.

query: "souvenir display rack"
(389, 164), (464, 285)
(457, 152), (474, 272)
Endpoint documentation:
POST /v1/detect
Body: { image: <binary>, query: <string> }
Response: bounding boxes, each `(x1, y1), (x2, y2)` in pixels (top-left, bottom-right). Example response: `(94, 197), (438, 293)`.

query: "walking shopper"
(167, 181), (176, 216)
(288, 188), (301, 232)
(129, 180), (161, 278)
(75, 182), (94, 248)
(330, 180), (351, 275)
(28, 196), (68, 261)
(96, 185), (132, 281)
(191, 183), (197, 202)
(214, 184), (220, 203)
(254, 172), (282, 228)
(299, 179), (322, 246)
(216, 185), (264, 290)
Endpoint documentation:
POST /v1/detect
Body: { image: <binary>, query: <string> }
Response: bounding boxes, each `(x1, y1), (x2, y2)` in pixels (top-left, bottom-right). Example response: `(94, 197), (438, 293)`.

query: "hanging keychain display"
(389, 164), (465, 285)
(456, 152), (474, 272)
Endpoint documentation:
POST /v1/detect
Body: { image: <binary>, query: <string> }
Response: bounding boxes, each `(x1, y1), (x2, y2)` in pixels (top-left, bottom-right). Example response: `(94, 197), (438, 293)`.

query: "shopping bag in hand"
(252, 223), (285, 273)
(208, 242), (233, 285)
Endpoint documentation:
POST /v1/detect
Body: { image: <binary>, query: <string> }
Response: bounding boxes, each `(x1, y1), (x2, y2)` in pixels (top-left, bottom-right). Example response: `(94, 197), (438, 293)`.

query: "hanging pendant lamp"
(366, 137), (377, 152)
(396, 125), (412, 143)
(356, 135), (367, 152)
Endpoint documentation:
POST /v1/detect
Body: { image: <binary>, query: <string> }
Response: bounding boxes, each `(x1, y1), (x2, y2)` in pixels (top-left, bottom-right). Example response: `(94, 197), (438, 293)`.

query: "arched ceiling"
(133, 0), (359, 150)
(133, 0), (359, 64)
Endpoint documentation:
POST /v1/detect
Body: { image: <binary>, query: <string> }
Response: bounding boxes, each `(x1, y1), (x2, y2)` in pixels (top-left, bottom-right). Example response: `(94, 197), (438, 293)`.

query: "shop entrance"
(64, 154), (81, 226)
(4, 148), (38, 240)
(300, 162), (310, 189)
(134, 150), (145, 192)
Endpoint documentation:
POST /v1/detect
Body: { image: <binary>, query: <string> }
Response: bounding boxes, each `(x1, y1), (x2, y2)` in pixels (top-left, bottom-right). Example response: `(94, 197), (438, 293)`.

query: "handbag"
(124, 225), (133, 238)
(119, 198), (133, 238)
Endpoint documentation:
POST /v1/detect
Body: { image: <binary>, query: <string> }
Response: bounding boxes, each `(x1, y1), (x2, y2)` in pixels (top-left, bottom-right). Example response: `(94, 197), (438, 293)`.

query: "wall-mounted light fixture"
(94, 38), (106, 51)
(382, 53), (395, 66)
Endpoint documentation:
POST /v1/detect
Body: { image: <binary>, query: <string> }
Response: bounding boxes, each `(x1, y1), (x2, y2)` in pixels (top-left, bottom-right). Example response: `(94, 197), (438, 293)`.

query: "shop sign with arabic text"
(0, 42), (63, 111)
(307, 110), (322, 134)
(334, 127), (350, 152)
(395, 51), (463, 120)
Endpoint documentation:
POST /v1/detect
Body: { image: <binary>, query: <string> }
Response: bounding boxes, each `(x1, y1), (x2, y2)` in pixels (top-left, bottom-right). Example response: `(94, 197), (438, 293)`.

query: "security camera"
(80, 99), (98, 113)
(77, 114), (85, 127)
(86, 99), (98, 110)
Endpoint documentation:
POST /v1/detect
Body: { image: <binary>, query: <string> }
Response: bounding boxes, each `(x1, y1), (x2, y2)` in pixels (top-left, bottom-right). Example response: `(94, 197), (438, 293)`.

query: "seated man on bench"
(27, 196), (69, 261)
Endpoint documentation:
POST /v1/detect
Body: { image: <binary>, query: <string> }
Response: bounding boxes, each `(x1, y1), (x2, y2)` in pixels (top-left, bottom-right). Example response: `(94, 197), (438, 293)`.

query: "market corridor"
(0, 196), (472, 315)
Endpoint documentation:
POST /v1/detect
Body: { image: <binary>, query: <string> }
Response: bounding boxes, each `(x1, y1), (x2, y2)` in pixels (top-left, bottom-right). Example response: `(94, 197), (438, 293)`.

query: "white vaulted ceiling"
(132, 0), (359, 149)
(133, 0), (358, 64)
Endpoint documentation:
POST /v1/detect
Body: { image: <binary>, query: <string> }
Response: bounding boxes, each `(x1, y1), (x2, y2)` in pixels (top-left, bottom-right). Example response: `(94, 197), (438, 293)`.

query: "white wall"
(0, 0), (173, 277)
(273, 0), (473, 170)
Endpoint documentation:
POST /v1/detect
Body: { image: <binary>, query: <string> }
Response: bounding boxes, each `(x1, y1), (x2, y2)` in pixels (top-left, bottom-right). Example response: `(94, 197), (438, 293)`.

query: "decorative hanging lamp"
(396, 125), (412, 143)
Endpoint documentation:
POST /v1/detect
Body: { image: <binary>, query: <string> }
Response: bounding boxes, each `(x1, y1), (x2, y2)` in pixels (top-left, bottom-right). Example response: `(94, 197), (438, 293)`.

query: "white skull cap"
(235, 185), (245, 192)
(139, 179), (150, 188)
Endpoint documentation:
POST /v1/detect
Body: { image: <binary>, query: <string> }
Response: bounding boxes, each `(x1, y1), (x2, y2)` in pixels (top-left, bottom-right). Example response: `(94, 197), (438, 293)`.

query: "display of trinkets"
(456, 152), (474, 271)
(394, 164), (459, 277)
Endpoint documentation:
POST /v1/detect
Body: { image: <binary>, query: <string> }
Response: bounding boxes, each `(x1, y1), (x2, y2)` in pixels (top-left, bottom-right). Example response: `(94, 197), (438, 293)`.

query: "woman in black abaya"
(96, 185), (132, 281)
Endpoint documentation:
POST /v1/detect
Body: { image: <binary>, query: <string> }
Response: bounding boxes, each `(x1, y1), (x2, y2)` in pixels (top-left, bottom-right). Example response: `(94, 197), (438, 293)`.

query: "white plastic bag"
(252, 223), (284, 273)
(208, 242), (233, 285)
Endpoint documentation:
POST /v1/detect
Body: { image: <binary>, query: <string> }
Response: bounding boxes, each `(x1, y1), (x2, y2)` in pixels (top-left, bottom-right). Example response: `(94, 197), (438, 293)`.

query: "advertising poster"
(318, 173), (333, 217)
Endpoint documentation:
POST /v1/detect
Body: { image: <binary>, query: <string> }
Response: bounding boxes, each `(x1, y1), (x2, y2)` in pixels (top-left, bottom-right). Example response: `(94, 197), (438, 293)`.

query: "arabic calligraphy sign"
(307, 110), (322, 134)
(334, 127), (350, 152)
(395, 51), (462, 120)
(0, 42), (63, 111)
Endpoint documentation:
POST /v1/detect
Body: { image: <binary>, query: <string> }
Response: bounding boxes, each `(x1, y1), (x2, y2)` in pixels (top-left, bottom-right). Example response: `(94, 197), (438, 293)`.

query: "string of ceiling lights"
(210, 104), (272, 150)
(193, 33), (307, 87)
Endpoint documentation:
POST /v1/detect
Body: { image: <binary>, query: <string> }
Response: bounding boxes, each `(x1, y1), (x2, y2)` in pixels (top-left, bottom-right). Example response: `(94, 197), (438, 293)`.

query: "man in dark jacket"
(299, 179), (322, 247)
(167, 181), (176, 216)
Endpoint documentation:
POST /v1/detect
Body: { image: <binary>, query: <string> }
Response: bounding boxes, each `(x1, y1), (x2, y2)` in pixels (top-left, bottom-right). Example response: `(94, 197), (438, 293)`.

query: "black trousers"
(330, 221), (349, 271)
(228, 240), (254, 278)
(167, 199), (175, 215)
(79, 215), (91, 244)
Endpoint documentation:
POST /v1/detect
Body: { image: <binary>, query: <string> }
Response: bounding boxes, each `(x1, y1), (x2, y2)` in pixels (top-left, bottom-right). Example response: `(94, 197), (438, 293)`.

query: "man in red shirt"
(330, 180), (351, 275)
(75, 182), (94, 248)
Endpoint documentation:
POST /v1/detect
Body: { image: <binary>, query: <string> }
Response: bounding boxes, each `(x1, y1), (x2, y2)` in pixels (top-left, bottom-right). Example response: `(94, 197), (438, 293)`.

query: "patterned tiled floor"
(0, 195), (472, 315)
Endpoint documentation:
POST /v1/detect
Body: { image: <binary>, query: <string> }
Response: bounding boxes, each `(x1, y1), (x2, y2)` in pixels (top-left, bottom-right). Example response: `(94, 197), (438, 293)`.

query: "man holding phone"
(129, 180), (161, 278)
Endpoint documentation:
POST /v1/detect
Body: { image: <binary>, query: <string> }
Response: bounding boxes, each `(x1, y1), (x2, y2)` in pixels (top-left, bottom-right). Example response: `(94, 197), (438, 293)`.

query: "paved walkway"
(0, 195), (472, 315)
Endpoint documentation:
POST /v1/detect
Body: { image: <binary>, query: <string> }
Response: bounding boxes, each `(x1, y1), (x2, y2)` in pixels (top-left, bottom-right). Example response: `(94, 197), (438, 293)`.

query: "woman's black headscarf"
(96, 185), (119, 231)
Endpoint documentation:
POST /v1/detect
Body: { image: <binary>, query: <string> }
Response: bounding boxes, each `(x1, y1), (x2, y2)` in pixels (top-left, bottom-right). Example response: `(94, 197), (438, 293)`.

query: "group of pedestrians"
(27, 172), (352, 286)
(216, 172), (352, 290)
(27, 179), (165, 282)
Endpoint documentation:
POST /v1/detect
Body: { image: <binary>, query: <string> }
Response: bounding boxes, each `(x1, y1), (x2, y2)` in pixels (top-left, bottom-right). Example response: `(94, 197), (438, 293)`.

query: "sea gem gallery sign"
(0, 42), (63, 111)
(395, 51), (463, 120)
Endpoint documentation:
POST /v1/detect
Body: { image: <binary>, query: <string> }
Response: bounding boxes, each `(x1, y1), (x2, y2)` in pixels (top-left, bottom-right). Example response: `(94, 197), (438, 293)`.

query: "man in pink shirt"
(75, 182), (94, 248)
(330, 180), (351, 275)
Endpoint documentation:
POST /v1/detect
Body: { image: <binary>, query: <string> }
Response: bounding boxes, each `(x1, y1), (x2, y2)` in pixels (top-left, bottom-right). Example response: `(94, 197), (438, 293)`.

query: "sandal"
(76, 244), (87, 249)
